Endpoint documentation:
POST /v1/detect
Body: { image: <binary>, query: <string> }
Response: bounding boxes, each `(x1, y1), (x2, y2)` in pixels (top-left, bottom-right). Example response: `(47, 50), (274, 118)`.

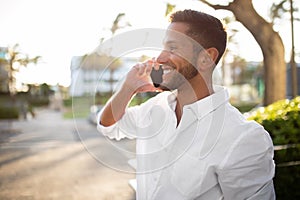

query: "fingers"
(151, 58), (161, 71)
(127, 58), (163, 93)
(145, 62), (152, 75)
(134, 60), (155, 76)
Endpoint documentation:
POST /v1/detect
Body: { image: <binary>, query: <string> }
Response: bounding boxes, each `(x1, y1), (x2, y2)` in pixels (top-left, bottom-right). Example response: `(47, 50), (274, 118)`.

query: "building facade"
(69, 52), (138, 96)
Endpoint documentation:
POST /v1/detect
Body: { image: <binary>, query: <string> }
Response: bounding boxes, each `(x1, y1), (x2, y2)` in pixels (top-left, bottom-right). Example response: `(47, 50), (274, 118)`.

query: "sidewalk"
(0, 108), (136, 200)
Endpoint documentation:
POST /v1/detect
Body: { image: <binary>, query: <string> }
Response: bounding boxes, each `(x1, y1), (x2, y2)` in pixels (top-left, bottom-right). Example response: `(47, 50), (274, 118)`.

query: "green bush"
(274, 164), (300, 199)
(233, 103), (258, 113)
(0, 106), (19, 119)
(247, 97), (300, 199)
(274, 144), (300, 164)
(63, 98), (72, 107)
(247, 96), (300, 145)
(28, 97), (49, 107)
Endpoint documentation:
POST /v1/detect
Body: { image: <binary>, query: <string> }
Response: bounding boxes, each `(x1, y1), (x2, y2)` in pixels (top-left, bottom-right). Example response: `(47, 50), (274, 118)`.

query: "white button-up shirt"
(97, 85), (275, 200)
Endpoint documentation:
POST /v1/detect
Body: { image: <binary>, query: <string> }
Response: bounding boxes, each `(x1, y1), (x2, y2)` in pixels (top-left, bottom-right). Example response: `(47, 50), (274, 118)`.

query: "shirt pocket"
(170, 154), (206, 198)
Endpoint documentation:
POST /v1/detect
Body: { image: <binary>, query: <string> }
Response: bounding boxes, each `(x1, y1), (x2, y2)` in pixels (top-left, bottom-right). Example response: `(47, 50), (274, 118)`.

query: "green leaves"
(165, 3), (175, 17)
(247, 96), (300, 145)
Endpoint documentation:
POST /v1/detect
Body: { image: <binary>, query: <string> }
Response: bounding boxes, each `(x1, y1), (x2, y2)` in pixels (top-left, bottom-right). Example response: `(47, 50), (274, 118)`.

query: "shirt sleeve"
(217, 126), (276, 200)
(97, 105), (140, 140)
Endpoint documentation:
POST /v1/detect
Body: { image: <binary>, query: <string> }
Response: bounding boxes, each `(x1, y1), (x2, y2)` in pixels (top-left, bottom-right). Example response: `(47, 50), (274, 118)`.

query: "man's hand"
(100, 59), (162, 127)
(123, 59), (162, 94)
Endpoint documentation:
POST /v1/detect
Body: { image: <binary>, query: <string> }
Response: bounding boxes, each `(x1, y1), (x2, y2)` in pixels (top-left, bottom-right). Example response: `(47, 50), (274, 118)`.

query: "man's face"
(157, 22), (200, 91)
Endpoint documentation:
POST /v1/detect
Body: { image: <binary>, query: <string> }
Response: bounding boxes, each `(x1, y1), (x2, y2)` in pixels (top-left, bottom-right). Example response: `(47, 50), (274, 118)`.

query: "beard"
(159, 60), (198, 91)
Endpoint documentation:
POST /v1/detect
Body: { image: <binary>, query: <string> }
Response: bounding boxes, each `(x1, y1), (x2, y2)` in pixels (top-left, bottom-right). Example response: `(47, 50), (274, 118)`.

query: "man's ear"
(197, 47), (219, 71)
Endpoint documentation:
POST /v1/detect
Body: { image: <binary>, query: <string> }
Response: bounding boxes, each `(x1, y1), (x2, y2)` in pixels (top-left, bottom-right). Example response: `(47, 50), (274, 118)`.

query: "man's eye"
(169, 46), (177, 52)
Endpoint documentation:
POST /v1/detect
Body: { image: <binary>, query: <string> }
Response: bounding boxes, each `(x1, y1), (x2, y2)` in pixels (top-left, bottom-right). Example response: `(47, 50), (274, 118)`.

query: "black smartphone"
(150, 65), (163, 88)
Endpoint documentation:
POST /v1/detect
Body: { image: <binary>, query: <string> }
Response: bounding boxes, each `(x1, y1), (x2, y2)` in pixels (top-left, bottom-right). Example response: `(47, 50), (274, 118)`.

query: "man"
(98, 9), (275, 200)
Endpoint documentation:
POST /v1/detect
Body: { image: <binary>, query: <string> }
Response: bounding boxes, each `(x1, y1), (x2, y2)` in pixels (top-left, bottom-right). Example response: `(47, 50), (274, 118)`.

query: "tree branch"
(198, 0), (231, 10)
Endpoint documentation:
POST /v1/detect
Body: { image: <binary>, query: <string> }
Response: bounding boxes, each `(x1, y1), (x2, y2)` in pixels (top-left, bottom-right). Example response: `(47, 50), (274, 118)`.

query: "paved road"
(0, 108), (136, 200)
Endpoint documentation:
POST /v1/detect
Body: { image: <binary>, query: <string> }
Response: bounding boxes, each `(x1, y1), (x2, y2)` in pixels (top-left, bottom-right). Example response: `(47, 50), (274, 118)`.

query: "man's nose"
(156, 50), (169, 63)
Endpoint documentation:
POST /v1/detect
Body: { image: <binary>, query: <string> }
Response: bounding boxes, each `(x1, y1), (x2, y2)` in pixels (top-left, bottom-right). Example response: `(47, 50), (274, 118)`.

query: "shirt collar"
(166, 85), (230, 120)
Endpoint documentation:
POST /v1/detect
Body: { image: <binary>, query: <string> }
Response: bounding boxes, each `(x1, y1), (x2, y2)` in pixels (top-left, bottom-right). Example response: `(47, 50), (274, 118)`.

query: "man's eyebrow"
(162, 40), (180, 45)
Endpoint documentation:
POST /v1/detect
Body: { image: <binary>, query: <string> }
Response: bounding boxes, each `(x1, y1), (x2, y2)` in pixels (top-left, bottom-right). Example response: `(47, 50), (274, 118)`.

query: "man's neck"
(177, 75), (213, 107)
(175, 75), (213, 126)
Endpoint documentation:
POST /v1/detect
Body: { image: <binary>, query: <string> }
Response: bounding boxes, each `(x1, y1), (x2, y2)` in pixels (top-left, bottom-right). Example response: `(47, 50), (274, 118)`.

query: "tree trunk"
(289, 0), (298, 98)
(201, 0), (286, 105)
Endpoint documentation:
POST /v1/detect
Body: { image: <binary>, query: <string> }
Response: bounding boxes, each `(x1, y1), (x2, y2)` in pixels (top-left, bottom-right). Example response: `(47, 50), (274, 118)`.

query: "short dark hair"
(169, 9), (227, 65)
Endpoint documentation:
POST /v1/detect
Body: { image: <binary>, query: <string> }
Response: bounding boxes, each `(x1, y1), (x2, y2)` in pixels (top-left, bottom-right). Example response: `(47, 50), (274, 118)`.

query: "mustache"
(161, 61), (176, 69)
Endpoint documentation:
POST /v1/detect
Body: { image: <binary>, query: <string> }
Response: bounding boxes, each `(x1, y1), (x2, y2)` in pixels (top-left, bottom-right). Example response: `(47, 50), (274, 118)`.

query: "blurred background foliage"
(247, 96), (300, 145)
(246, 96), (300, 199)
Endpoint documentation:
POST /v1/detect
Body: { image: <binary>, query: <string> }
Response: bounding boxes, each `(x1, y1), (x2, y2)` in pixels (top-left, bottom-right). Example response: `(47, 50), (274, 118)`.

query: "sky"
(0, 0), (298, 87)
